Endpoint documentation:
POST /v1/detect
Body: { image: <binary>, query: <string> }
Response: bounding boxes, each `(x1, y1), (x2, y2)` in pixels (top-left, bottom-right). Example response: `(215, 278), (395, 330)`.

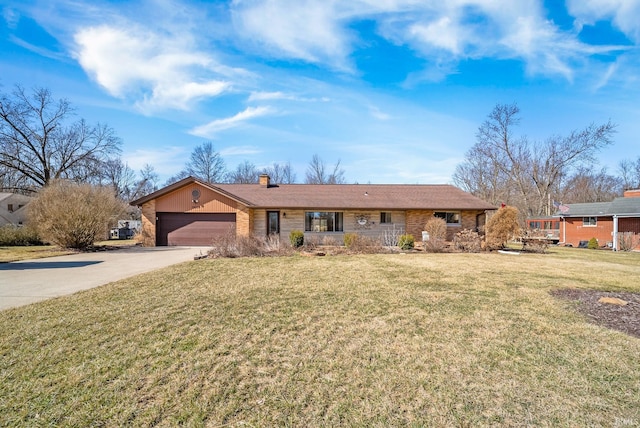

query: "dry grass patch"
(1, 250), (639, 426)
(0, 245), (75, 262)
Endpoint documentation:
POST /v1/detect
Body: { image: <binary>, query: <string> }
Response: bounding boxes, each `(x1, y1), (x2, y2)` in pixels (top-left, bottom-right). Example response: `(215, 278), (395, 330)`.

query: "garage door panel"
(157, 213), (236, 246)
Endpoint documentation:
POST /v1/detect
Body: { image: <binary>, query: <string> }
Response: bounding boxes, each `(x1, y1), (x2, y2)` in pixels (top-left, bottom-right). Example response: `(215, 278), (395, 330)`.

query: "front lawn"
(0, 245), (74, 262)
(1, 249), (639, 426)
(0, 239), (138, 263)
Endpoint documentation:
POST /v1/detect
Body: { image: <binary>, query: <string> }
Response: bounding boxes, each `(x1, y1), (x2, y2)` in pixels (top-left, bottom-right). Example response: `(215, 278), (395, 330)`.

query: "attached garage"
(156, 212), (236, 246)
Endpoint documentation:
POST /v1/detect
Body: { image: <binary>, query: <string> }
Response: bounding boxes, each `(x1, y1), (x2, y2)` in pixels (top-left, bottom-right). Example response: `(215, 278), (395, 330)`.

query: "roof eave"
(129, 176), (255, 207)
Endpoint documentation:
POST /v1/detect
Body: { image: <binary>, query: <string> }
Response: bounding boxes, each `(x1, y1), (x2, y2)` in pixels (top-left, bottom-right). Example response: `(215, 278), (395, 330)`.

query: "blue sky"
(1, 0), (639, 184)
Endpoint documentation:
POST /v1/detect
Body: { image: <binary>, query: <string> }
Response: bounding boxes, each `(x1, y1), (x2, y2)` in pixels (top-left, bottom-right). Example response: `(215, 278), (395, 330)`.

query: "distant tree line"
(453, 103), (637, 218)
(0, 85), (347, 204)
(164, 142), (346, 187)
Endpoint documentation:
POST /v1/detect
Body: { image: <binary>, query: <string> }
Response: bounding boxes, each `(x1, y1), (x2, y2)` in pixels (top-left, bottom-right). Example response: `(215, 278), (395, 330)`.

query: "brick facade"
(406, 210), (485, 241)
(561, 217), (614, 247)
(140, 200), (156, 247)
(132, 177), (494, 246)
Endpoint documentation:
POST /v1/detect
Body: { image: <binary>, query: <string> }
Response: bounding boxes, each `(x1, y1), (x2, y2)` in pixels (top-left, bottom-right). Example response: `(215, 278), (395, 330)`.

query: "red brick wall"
(619, 218), (640, 234)
(561, 216), (614, 247)
(406, 210), (485, 241)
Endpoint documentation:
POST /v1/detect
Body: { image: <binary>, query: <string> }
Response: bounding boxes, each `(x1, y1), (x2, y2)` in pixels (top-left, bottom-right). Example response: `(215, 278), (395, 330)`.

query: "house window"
(7, 204), (13, 213)
(583, 217), (597, 226)
(434, 212), (460, 225)
(380, 212), (392, 223)
(305, 212), (343, 232)
(267, 211), (279, 235)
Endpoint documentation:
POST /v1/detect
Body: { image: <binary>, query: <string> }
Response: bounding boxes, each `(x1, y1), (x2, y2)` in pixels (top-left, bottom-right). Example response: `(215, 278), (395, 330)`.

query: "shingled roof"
(131, 177), (496, 210)
(557, 196), (640, 217)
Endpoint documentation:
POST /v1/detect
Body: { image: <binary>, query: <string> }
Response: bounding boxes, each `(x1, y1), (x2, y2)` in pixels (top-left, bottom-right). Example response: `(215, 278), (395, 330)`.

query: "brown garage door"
(156, 213), (236, 246)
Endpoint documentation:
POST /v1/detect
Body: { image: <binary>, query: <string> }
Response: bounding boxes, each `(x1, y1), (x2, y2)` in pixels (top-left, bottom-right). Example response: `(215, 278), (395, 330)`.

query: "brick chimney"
(623, 189), (640, 198)
(259, 174), (271, 188)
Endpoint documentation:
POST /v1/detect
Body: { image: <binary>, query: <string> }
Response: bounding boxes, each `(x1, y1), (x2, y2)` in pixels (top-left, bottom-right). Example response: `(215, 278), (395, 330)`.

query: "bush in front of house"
(453, 229), (482, 253)
(587, 237), (598, 249)
(289, 230), (304, 248)
(618, 232), (640, 251)
(343, 233), (358, 248)
(423, 217), (448, 252)
(398, 234), (414, 250)
(27, 180), (126, 250)
(0, 225), (44, 246)
(485, 205), (520, 250)
(209, 232), (293, 258)
(343, 233), (382, 254)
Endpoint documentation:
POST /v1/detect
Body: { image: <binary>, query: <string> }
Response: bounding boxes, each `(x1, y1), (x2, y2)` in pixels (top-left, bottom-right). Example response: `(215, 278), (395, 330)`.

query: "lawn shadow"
(0, 261), (102, 270)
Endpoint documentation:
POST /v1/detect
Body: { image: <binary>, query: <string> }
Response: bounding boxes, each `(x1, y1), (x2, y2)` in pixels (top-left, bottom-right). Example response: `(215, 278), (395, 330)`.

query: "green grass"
(1, 249), (639, 426)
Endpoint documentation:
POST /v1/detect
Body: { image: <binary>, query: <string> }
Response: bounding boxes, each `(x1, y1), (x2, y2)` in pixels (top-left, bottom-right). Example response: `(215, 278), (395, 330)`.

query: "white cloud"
(248, 91), (289, 101)
(368, 105), (391, 120)
(567, 0), (640, 42)
(189, 106), (275, 137)
(73, 24), (231, 112)
(127, 146), (187, 175)
(220, 146), (262, 156)
(232, 0), (353, 70)
(2, 6), (20, 29)
(248, 91), (331, 102)
(232, 0), (631, 82)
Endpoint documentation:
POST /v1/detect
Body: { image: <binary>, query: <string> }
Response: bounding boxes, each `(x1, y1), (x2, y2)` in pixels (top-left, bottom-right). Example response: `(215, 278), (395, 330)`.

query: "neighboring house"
(0, 193), (33, 227)
(556, 189), (640, 250)
(130, 175), (496, 246)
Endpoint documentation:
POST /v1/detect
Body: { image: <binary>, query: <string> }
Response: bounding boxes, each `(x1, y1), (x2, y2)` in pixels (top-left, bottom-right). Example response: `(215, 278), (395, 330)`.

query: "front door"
(267, 211), (280, 235)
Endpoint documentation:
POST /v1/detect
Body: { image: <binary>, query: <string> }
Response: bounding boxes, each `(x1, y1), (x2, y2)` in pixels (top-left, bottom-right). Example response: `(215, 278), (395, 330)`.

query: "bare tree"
(0, 86), (121, 189)
(185, 141), (226, 183)
(559, 167), (622, 203)
(618, 157), (640, 190)
(98, 158), (137, 200)
(453, 144), (514, 207)
(227, 160), (260, 183)
(164, 170), (190, 187)
(263, 161), (297, 184)
(305, 154), (346, 184)
(454, 103), (615, 217)
(0, 164), (33, 194)
(135, 164), (159, 198)
(164, 142), (226, 185)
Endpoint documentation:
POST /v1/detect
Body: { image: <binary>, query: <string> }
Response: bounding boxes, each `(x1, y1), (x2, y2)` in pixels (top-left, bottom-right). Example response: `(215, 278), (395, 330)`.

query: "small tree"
(423, 216), (447, 252)
(28, 180), (125, 249)
(398, 234), (414, 250)
(485, 205), (520, 250)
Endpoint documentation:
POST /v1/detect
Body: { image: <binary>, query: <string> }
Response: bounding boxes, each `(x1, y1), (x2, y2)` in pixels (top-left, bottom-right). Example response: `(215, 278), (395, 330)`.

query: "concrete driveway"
(0, 246), (209, 311)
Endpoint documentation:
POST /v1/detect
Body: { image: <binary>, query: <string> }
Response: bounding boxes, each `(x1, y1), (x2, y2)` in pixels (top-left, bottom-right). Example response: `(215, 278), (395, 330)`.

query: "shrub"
(343, 234), (382, 254)
(321, 236), (338, 246)
(27, 180), (126, 250)
(423, 217), (447, 252)
(618, 232), (640, 251)
(381, 225), (404, 247)
(453, 229), (481, 253)
(289, 230), (304, 248)
(398, 234), (414, 250)
(587, 237), (598, 249)
(0, 225), (44, 246)
(209, 232), (293, 258)
(485, 206), (520, 250)
(303, 234), (320, 250)
(343, 233), (358, 247)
